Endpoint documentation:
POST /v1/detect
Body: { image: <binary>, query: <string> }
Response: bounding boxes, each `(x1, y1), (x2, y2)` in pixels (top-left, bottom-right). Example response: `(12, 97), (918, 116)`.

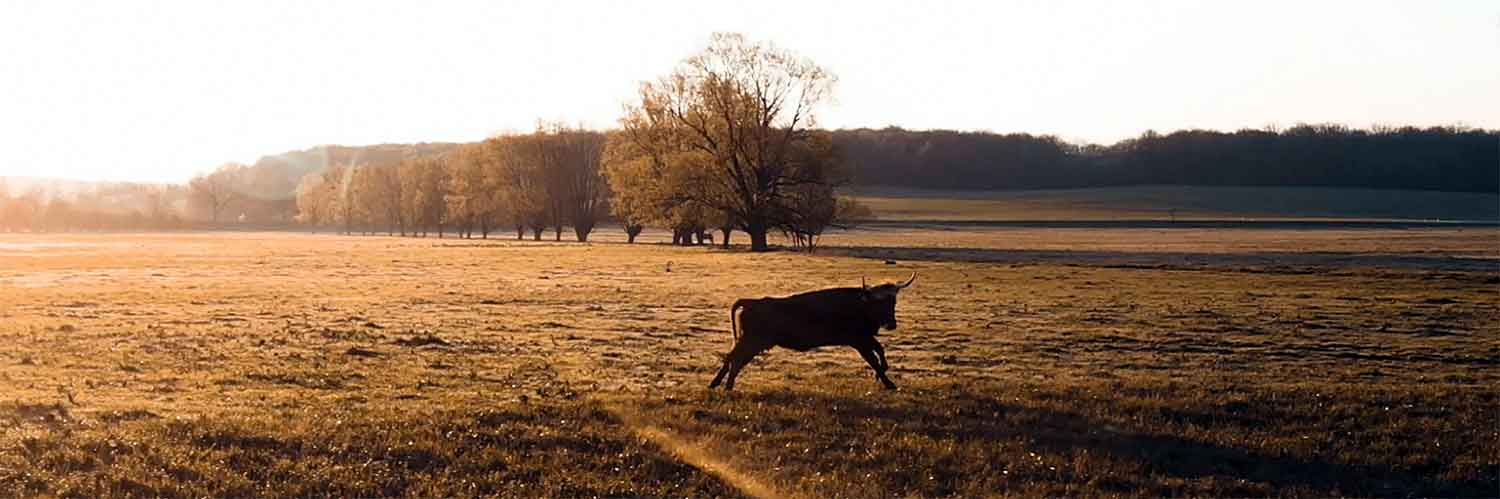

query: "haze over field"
(1, 0), (1496, 182)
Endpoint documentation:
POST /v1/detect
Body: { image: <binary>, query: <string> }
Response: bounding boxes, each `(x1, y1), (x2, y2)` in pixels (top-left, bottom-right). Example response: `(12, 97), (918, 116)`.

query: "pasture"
(851, 185), (1500, 222)
(1, 227), (1496, 497)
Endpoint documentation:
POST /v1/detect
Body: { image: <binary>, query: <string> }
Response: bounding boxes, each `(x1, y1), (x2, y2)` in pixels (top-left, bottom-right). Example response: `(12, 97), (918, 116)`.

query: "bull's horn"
(861, 277), (869, 290)
(898, 272), (916, 288)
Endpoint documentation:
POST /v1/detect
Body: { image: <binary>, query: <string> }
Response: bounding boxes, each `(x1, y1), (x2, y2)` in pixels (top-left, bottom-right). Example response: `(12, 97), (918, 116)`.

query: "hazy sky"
(2, 1), (1496, 183)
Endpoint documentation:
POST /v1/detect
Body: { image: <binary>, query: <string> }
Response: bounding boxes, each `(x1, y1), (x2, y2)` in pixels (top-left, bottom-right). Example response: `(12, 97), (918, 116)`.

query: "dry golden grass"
(1, 229), (1496, 497)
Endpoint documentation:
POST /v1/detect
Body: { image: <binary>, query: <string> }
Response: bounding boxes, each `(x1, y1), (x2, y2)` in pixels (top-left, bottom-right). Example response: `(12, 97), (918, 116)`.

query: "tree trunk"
(720, 227), (732, 248)
(746, 221), (769, 251)
(625, 224), (642, 244)
(532, 227), (544, 241)
(516, 224), (524, 240)
(573, 221), (594, 242)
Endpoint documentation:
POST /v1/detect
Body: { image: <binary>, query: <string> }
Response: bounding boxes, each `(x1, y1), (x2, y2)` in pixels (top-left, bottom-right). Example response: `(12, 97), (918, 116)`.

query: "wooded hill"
(837, 124), (1497, 193)
(4, 124), (1494, 231)
(234, 124), (1498, 201)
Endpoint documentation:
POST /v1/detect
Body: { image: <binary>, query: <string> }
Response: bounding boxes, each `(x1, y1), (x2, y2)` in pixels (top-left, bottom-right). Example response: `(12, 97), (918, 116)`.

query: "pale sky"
(2, 1), (1496, 183)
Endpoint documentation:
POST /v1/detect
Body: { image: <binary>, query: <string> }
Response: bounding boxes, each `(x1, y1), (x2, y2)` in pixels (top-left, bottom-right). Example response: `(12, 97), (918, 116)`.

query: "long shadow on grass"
(670, 387), (1487, 497)
(0, 402), (747, 498)
(823, 245), (1499, 273)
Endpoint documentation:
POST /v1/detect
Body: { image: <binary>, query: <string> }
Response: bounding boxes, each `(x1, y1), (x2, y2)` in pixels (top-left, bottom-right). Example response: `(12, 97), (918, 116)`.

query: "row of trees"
(838, 124), (1498, 193)
(25, 34), (1492, 239)
(0, 164), (301, 233)
(294, 126), (615, 242)
(0, 178), (188, 232)
(292, 34), (865, 251)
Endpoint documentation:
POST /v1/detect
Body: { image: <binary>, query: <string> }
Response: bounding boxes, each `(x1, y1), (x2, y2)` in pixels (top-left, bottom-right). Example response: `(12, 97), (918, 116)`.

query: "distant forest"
(2, 124), (1495, 233)
(838, 124), (1498, 193)
(246, 123), (1498, 199)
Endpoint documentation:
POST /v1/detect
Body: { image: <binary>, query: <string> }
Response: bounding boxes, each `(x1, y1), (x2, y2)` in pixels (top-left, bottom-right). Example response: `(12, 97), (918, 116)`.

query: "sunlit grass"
(0, 230), (1495, 497)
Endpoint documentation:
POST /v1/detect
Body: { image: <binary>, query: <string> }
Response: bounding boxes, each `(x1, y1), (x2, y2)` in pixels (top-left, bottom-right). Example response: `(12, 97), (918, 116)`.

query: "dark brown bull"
(708, 273), (916, 391)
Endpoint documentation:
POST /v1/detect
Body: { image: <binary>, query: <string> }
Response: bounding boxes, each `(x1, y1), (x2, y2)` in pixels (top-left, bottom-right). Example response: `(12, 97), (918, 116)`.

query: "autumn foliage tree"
(479, 125), (607, 241)
(606, 33), (866, 250)
(556, 129), (609, 242)
(289, 126), (608, 242)
(617, 33), (846, 251)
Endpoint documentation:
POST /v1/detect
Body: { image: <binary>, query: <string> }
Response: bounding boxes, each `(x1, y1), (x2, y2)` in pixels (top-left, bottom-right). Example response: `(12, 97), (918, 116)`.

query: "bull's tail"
(729, 298), (752, 347)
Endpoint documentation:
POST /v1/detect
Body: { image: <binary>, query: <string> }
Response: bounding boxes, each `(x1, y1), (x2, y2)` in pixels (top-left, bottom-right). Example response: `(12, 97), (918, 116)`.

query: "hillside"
(8, 124), (1493, 226)
(0, 176), (170, 197)
(223, 124), (1500, 202)
(233, 142), (462, 200)
(852, 185), (1500, 223)
(1, 143), (461, 202)
(836, 126), (1499, 193)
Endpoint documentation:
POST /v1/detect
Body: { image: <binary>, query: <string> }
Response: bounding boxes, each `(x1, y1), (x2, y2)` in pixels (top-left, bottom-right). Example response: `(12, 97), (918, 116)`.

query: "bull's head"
(861, 272), (915, 331)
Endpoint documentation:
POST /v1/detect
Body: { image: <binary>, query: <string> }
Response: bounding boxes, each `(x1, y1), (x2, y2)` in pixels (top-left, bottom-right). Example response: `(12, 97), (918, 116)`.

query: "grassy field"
(852, 185), (1500, 222)
(1, 229), (1497, 497)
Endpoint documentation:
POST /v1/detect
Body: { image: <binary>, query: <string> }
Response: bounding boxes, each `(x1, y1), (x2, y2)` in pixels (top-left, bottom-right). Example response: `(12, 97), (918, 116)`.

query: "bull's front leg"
(871, 340), (890, 371)
(855, 340), (898, 390)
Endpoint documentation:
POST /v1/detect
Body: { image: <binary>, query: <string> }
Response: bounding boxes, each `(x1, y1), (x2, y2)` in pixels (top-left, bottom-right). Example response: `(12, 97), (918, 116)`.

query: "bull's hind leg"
(708, 359), (732, 389)
(720, 341), (768, 391)
(855, 343), (898, 390)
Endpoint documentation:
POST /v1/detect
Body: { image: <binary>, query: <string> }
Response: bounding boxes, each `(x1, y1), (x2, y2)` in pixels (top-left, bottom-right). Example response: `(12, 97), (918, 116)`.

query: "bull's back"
(737, 288), (875, 350)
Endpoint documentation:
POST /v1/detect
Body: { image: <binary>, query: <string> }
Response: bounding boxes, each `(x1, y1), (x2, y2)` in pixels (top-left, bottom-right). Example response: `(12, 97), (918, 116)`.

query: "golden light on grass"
(0, 228), (1495, 496)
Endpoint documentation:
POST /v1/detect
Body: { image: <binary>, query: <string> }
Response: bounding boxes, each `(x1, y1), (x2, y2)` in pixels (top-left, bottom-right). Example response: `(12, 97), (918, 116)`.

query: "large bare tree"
(188, 163), (246, 223)
(368, 163), (405, 236)
(618, 33), (838, 251)
(480, 133), (548, 240)
(553, 127), (608, 241)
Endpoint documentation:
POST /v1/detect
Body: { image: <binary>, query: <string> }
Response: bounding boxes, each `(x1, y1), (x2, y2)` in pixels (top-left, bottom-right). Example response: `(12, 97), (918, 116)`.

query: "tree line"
(293, 125), (614, 242)
(0, 178), (189, 232)
(8, 33), (1494, 237)
(290, 34), (866, 251)
(838, 124), (1497, 193)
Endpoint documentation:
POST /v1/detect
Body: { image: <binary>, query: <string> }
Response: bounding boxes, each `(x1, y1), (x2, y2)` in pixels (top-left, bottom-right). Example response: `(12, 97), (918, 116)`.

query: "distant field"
(852, 185), (1500, 222)
(1, 229), (1495, 497)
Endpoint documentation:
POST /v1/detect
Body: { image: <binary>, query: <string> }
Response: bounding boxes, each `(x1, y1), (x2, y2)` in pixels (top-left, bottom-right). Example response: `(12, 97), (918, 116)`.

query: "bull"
(708, 273), (916, 391)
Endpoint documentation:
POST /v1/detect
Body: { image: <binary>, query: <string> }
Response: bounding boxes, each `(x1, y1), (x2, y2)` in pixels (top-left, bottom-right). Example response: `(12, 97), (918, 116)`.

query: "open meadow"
(1, 227), (1497, 497)
(851, 185), (1500, 223)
